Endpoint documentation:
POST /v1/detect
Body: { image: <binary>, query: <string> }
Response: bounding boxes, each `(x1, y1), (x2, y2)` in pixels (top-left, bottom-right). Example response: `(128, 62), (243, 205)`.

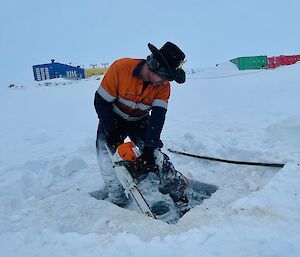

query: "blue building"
(33, 59), (85, 81)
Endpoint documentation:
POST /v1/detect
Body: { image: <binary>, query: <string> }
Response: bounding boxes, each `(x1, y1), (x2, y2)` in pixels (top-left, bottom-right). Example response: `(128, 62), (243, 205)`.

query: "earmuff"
(146, 54), (160, 72)
(146, 54), (174, 81)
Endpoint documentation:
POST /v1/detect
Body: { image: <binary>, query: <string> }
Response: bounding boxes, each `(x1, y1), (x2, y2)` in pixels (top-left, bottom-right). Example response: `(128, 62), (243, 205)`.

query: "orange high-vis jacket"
(96, 58), (170, 121)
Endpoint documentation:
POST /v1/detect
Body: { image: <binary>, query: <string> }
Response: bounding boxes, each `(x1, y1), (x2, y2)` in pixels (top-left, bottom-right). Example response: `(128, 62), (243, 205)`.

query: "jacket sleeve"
(144, 83), (170, 149)
(144, 106), (167, 150)
(94, 61), (120, 135)
(96, 60), (119, 102)
(151, 83), (170, 109)
(94, 92), (118, 135)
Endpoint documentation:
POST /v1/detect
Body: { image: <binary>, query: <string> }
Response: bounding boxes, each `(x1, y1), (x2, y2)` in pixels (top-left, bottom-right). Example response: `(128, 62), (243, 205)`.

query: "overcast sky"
(0, 0), (299, 85)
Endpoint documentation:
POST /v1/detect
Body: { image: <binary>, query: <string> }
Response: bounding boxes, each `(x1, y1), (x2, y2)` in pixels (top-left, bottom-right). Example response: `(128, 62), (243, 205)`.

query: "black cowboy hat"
(147, 41), (186, 84)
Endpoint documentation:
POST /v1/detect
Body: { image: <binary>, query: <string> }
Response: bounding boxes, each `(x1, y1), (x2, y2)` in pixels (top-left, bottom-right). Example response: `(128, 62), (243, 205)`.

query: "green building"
(231, 56), (268, 70)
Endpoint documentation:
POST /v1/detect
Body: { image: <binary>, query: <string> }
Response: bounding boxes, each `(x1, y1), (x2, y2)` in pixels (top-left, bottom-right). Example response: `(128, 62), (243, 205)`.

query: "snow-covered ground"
(1, 63), (300, 256)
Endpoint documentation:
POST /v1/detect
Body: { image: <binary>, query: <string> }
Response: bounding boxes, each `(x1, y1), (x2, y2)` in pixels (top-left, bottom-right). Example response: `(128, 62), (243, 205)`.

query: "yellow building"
(84, 68), (108, 78)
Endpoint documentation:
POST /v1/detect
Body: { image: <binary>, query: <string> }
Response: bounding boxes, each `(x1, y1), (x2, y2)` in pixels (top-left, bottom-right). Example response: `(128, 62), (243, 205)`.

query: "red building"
(268, 55), (300, 69)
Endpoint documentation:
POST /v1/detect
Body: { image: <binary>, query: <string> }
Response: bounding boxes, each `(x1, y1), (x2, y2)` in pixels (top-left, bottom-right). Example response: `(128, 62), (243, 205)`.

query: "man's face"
(149, 71), (168, 86)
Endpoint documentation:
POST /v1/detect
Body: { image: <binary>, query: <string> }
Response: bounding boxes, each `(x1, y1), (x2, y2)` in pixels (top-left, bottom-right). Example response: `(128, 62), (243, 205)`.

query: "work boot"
(107, 183), (130, 207)
(157, 153), (187, 197)
(107, 193), (130, 207)
(89, 184), (109, 200)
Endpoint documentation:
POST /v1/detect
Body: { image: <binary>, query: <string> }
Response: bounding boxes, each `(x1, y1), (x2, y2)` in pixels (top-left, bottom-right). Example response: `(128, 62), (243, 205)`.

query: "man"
(94, 41), (190, 217)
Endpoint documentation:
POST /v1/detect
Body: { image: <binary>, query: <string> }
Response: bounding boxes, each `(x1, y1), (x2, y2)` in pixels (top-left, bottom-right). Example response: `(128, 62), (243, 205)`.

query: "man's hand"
(106, 130), (123, 149)
(132, 147), (156, 171)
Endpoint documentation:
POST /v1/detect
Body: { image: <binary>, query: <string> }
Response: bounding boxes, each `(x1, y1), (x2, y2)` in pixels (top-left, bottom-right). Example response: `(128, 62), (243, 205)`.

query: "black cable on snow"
(168, 149), (285, 168)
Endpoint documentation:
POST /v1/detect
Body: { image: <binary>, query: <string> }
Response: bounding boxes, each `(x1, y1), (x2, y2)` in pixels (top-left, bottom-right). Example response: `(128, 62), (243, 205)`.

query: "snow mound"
(266, 114), (300, 155)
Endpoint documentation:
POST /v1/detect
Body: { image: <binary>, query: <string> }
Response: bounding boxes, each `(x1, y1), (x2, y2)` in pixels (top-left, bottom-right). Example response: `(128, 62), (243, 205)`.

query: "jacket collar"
(133, 59), (146, 77)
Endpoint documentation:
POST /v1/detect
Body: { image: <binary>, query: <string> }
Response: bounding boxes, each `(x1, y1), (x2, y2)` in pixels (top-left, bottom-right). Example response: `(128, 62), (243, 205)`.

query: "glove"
(132, 147), (156, 171)
(106, 130), (123, 149)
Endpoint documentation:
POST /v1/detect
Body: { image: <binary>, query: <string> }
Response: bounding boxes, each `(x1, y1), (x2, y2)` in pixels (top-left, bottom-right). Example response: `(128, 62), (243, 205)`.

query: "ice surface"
(1, 64), (300, 256)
